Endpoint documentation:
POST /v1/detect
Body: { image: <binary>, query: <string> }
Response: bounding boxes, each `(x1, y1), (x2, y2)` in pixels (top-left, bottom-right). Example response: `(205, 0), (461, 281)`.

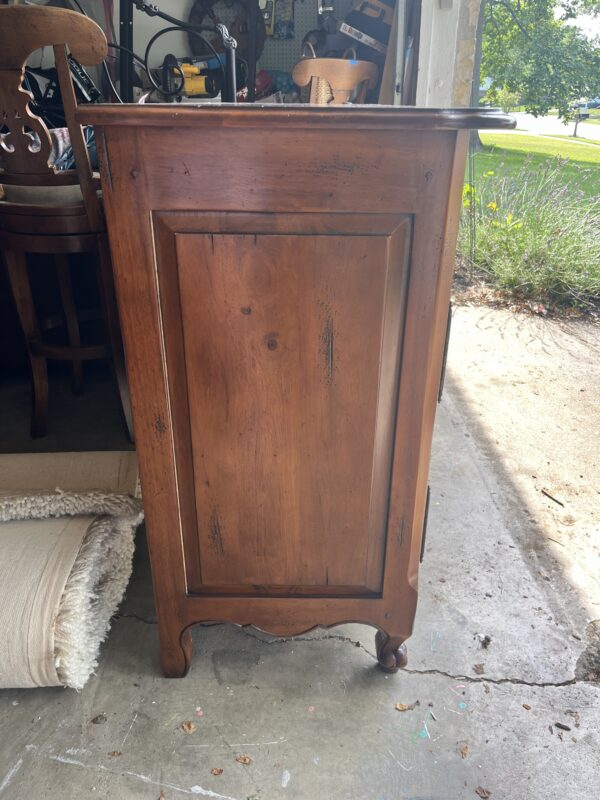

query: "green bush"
(484, 86), (521, 114)
(458, 159), (600, 309)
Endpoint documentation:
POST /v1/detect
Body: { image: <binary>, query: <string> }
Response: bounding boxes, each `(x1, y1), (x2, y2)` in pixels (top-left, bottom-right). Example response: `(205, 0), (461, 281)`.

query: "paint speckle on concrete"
(0, 758), (23, 794)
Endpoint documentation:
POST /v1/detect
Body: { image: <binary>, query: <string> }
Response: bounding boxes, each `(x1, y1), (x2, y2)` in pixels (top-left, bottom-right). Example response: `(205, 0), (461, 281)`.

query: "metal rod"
(223, 46), (237, 102)
(246, 0), (259, 102)
(119, 0), (134, 102)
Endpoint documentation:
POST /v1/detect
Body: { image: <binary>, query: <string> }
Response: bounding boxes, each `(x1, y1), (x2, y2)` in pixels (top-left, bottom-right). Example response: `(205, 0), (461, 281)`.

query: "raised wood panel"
(155, 213), (410, 595)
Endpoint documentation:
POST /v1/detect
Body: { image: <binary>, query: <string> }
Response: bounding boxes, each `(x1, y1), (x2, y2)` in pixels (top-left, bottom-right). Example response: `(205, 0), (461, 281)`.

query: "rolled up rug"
(0, 453), (143, 690)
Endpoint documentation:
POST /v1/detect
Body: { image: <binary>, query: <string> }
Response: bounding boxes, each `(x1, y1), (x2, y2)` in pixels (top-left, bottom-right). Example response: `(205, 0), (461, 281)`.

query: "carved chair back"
(0, 5), (107, 228)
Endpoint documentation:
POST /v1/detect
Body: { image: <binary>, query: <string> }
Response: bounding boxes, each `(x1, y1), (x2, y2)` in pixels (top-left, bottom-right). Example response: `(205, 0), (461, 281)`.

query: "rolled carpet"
(0, 453), (143, 690)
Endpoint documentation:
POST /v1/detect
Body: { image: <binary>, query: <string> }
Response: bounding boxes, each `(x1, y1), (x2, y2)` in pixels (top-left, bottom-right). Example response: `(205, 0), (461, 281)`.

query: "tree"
(480, 0), (600, 120)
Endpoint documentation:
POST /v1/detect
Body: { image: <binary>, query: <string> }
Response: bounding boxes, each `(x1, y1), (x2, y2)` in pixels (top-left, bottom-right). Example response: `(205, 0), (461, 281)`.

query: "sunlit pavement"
(501, 112), (600, 142)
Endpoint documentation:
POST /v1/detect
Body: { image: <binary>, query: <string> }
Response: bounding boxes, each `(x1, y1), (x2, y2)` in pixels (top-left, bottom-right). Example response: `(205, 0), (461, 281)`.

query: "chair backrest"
(292, 58), (378, 105)
(0, 5), (107, 226)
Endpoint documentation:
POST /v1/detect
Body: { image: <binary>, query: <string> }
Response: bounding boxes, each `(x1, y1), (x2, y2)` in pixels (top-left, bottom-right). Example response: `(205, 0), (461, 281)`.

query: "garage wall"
(416, 0), (481, 107)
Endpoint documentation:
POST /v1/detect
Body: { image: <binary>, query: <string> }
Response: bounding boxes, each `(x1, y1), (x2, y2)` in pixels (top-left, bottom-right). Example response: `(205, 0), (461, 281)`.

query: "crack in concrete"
(402, 667), (583, 688)
(239, 629), (597, 688)
(116, 616), (598, 688)
(115, 613), (157, 625)
(242, 629), (377, 659)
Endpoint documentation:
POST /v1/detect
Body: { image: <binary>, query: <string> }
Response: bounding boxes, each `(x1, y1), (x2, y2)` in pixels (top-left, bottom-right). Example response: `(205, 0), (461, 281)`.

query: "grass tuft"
(459, 156), (600, 310)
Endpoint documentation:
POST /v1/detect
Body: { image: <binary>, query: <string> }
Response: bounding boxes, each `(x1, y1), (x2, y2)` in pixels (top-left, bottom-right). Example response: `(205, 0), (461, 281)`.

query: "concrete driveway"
(1, 306), (598, 799)
(510, 112), (600, 142)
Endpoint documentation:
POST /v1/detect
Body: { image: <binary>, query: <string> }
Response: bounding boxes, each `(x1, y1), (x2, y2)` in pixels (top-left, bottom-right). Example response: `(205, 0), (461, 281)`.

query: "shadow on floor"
(444, 370), (599, 681)
(0, 362), (132, 453)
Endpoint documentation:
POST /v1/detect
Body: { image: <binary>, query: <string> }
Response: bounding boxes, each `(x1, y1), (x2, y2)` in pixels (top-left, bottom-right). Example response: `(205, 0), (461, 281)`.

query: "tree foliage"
(482, 0), (600, 119)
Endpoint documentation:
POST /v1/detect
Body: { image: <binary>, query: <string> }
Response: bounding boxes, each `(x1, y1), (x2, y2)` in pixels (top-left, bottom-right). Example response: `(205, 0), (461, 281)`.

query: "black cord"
(67, 0), (124, 102)
(69, 0), (227, 101)
(107, 42), (146, 71)
(69, 0), (88, 16)
(143, 25), (226, 98)
(143, 27), (186, 96)
(102, 59), (124, 103)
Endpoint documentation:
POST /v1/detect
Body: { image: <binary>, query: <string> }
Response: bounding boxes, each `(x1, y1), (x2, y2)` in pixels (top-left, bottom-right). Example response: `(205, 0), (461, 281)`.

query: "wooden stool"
(0, 5), (132, 439)
(292, 57), (378, 105)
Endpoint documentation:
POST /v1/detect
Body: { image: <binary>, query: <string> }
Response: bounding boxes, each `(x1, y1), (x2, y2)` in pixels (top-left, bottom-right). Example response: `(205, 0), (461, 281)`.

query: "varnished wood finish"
(3, 248), (48, 436)
(0, 6), (107, 71)
(375, 630), (408, 673)
(80, 104), (514, 677)
(0, 5), (132, 440)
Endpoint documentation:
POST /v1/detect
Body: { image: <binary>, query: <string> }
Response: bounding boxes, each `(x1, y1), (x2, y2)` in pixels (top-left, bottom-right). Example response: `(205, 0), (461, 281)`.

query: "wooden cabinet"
(79, 105), (513, 677)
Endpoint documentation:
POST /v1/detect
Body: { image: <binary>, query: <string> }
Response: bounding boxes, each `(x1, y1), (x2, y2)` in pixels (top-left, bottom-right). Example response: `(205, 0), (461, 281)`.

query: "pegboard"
(259, 0), (356, 73)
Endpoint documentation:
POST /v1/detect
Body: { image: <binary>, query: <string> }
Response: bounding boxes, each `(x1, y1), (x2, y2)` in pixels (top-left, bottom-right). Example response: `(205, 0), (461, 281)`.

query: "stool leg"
(55, 254), (84, 395)
(4, 249), (49, 437)
(95, 234), (134, 443)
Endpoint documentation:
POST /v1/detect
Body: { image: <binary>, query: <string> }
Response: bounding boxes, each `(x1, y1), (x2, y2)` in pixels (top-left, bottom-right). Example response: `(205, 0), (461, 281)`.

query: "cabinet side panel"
(174, 225), (409, 591)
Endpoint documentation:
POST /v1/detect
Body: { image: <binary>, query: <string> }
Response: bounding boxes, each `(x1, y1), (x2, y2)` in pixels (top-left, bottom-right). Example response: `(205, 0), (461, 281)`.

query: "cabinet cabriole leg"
(375, 630), (408, 673)
(160, 626), (193, 678)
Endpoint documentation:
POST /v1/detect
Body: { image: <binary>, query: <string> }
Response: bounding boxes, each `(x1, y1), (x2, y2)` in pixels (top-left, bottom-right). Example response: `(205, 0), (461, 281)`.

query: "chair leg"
(55, 254), (84, 395)
(95, 234), (135, 443)
(3, 249), (49, 438)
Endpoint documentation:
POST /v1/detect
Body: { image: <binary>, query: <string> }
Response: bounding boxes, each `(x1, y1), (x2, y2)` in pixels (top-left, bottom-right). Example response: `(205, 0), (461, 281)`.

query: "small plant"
(458, 158), (600, 310)
(484, 85), (521, 114)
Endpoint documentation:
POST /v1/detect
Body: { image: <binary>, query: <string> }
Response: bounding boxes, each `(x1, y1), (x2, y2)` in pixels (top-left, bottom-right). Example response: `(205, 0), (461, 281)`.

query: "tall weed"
(459, 158), (600, 309)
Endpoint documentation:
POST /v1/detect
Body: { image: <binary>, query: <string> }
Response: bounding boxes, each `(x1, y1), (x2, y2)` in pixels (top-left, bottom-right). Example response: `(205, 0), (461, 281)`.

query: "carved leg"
(4, 249), (49, 437)
(55, 254), (83, 395)
(375, 630), (408, 673)
(159, 625), (193, 679)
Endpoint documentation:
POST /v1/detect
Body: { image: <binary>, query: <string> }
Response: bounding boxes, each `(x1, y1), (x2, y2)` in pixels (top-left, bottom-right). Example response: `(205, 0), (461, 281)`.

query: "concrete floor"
(1, 313), (599, 799)
(0, 363), (132, 454)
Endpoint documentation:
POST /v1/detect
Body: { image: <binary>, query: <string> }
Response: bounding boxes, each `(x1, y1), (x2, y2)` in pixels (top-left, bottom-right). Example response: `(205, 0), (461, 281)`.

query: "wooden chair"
(0, 5), (133, 439)
(292, 58), (378, 105)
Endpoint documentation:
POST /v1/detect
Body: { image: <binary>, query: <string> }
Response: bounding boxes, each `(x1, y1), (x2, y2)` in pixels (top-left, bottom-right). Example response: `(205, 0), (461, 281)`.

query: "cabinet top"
(77, 104), (515, 132)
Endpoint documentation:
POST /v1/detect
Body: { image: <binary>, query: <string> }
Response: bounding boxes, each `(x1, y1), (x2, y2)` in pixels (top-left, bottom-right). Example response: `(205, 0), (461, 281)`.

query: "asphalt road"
(510, 111), (600, 142)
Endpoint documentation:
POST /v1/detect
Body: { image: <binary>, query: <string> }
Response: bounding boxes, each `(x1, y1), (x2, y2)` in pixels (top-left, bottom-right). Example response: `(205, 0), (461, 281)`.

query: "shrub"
(485, 86), (521, 113)
(458, 159), (600, 309)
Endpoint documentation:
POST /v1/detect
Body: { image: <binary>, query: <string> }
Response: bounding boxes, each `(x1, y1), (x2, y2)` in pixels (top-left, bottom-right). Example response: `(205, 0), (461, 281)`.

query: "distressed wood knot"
(154, 415), (166, 435)
(424, 169), (434, 183)
(130, 168), (139, 178)
(265, 336), (278, 351)
(241, 306), (252, 315)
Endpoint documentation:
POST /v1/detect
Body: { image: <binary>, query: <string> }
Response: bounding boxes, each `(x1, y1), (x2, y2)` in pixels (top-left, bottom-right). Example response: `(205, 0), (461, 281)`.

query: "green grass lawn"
(473, 133), (600, 197)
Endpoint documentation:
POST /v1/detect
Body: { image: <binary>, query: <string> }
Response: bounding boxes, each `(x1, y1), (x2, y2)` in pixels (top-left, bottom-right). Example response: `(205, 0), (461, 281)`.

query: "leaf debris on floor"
(181, 721), (197, 734)
(394, 700), (420, 712)
(554, 722), (571, 731)
(565, 710), (581, 727)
